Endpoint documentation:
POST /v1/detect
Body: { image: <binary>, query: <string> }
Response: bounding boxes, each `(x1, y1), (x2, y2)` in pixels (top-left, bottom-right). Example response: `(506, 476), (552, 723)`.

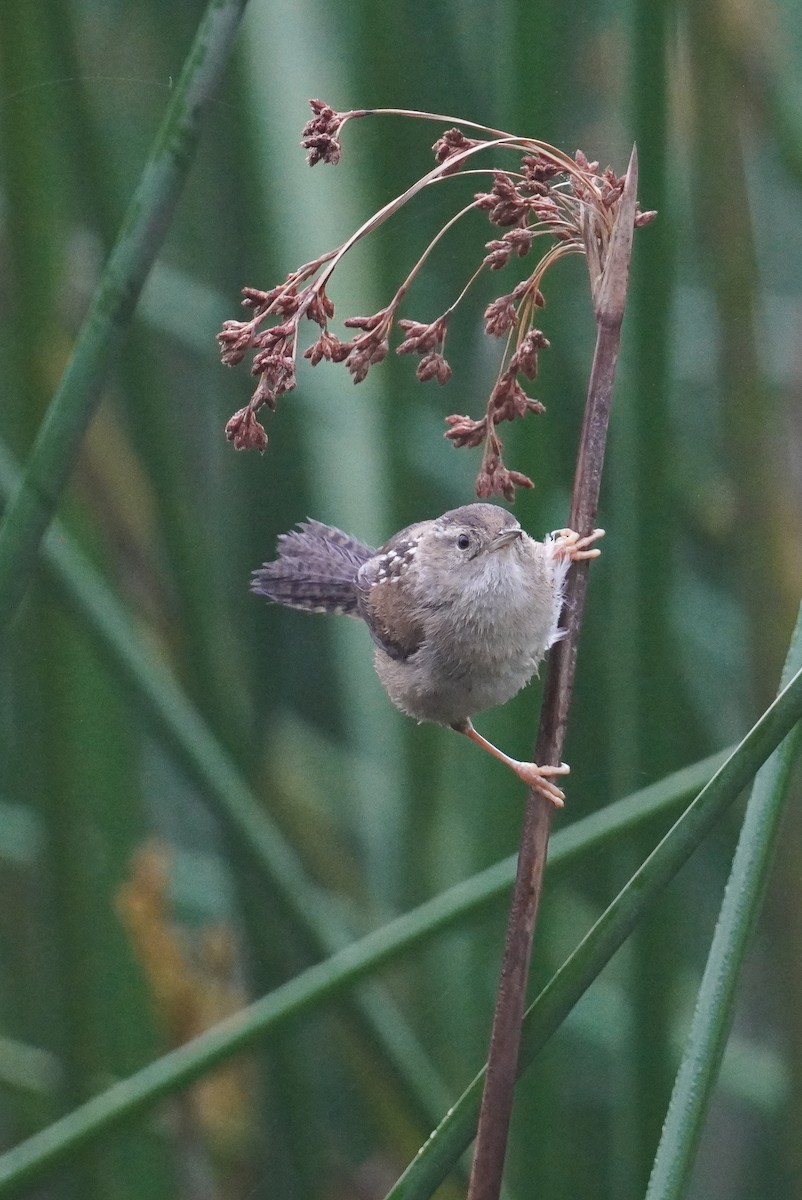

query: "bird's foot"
(509, 759), (570, 808)
(550, 527), (605, 562)
(456, 719), (570, 808)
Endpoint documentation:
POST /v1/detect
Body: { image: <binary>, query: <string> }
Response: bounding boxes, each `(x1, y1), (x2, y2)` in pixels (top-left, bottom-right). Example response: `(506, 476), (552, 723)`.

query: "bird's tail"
(251, 520), (375, 616)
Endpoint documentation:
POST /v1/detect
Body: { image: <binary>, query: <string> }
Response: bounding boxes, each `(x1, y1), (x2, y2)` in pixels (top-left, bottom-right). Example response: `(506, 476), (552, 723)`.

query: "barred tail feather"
(251, 520), (375, 616)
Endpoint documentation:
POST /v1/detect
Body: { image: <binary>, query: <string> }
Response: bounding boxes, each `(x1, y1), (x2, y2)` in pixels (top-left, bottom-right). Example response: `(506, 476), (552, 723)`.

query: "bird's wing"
(355, 540), (426, 661)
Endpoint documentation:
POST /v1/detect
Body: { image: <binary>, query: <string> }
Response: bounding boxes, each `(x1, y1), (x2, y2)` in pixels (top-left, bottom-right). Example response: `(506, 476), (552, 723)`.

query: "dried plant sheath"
(467, 147), (638, 1200)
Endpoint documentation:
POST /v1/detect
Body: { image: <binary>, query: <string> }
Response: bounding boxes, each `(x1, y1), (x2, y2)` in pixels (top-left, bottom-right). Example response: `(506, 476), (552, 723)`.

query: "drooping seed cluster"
(218, 101), (655, 498)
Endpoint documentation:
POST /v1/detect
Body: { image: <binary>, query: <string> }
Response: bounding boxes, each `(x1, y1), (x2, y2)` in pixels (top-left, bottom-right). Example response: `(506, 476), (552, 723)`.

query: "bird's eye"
(457, 534), (471, 550)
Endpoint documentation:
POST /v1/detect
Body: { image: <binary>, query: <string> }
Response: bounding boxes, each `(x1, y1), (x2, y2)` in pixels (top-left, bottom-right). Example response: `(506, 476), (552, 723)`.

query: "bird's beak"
(489, 528), (522, 553)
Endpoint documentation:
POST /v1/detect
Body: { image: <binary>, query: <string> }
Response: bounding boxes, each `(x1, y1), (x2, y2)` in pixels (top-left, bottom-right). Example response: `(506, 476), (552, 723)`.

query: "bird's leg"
(549, 527), (605, 562)
(454, 719), (569, 808)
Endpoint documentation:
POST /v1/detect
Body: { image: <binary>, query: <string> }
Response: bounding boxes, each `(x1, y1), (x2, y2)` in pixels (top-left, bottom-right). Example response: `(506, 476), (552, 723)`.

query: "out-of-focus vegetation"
(0, 1), (801, 1198)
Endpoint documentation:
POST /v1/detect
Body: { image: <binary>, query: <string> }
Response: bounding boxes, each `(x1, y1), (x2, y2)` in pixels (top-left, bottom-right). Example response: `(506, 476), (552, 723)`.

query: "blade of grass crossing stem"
(645, 601), (802, 1200)
(383, 661), (802, 1200)
(0, 0), (249, 636)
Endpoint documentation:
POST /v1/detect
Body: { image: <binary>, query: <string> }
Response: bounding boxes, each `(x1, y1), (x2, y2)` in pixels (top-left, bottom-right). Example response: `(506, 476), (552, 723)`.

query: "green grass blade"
(383, 660), (802, 1200)
(645, 603), (802, 1200)
(0, 0), (248, 635)
(625, 1), (682, 1182)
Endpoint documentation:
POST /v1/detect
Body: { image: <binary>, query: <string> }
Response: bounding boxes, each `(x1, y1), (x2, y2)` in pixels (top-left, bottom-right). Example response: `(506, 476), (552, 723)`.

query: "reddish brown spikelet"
(489, 373), (545, 424)
(476, 437), (535, 502)
(346, 331), (389, 383)
(484, 295), (517, 336)
(343, 309), (389, 332)
(217, 321), (254, 366)
(416, 352), (452, 384)
(509, 329), (549, 379)
(444, 414), (487, 448)
(225, 407), (268, 453)
(250, 353), (296, 398)
(483, 228), (536, 270)
(240, 286), (273, 309)
(432, 127), (481, 175)
(520, 153), (561, 183)
(303, 331), (353, 365)
(301, 99), (345, 166)
(306, 289), (335, 325)
(396, 314), (449, 355)
(245, 284), (299, 315)
(475, 171), (531, 227)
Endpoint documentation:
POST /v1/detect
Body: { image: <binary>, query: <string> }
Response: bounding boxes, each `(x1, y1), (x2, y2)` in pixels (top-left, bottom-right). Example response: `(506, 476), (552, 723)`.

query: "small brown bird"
(252, 504), (602, 805)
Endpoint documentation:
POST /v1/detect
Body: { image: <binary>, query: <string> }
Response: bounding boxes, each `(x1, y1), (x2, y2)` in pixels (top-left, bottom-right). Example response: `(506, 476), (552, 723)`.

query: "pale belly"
(373, 537), (565, 727)
(375, 621), (551, 726)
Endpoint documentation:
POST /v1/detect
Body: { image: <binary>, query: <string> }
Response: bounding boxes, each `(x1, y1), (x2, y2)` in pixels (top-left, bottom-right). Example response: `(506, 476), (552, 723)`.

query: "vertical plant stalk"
(645, 600), (802, 1200)
(0, 0), (249, 637)
(467, 146), (639, 1200)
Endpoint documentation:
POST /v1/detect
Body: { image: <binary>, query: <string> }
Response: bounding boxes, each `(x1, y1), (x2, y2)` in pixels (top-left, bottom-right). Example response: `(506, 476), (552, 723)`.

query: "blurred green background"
(1, 0), (801, 1197)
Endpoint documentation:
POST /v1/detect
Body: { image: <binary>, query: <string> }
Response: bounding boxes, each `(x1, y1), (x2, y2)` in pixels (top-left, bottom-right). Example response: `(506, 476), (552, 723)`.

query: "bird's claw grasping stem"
(458, 719), (570, 807)
(550, 527), (605, 562)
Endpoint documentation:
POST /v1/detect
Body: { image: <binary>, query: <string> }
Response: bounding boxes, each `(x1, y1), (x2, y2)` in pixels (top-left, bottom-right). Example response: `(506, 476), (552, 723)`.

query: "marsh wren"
(252, 504), (603, 805)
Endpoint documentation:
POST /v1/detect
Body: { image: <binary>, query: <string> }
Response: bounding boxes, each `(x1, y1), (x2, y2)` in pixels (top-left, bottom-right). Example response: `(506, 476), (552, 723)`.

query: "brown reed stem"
(467, 145), (639, 1200)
